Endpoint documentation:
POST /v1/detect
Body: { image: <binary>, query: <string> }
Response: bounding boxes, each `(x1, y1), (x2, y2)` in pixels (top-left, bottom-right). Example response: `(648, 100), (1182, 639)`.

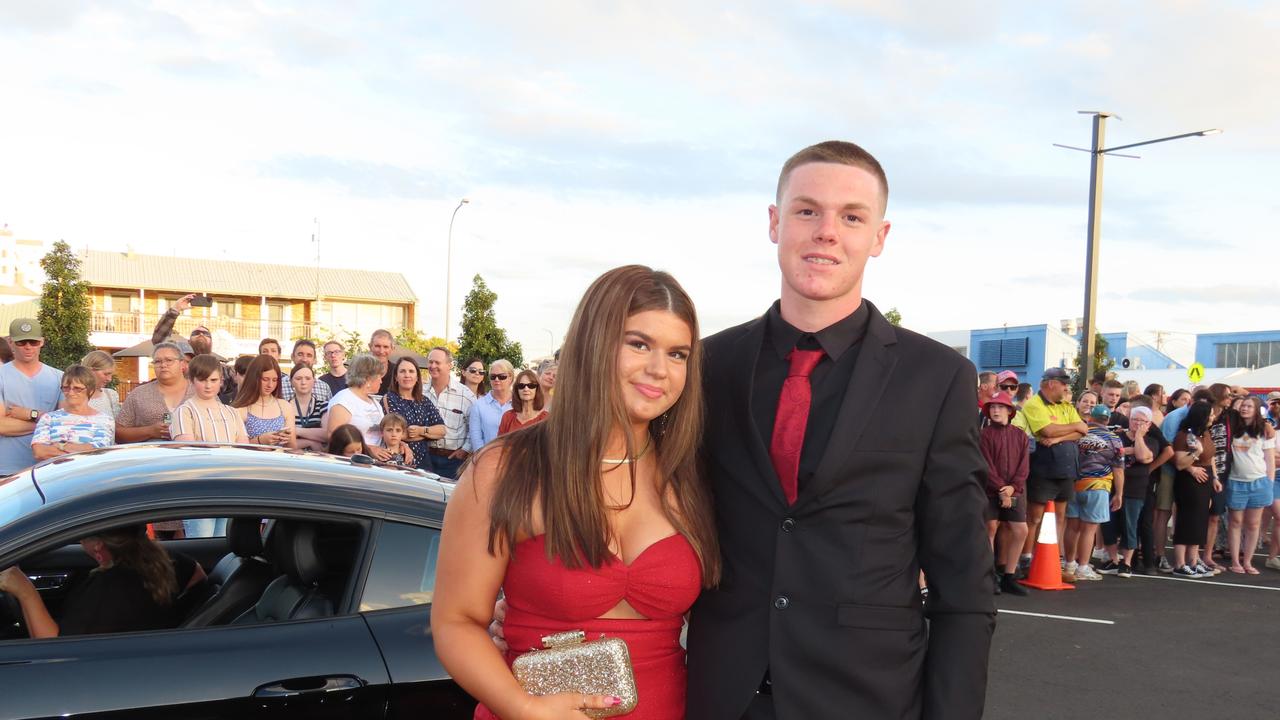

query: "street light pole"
(444, 198), (470, 341)
(1060, 113), (1221, 384)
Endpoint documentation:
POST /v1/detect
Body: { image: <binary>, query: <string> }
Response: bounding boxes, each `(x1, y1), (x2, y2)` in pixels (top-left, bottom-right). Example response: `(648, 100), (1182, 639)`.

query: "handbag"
(511, 630), (638, 718)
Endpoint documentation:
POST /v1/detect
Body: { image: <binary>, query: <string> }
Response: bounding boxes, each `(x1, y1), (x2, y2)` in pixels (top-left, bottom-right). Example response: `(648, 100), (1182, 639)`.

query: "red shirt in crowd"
(980, 422), (1029, 498)
(497, 409), (548, 436)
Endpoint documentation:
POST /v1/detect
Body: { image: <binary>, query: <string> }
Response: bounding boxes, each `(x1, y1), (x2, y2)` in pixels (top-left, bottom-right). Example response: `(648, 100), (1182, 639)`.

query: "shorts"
(1227, 478), (1274, 510)
(1066, 488), (1110, 524)
(1027, 475), (1074, 504)
(985, 494), (1027, 523)
(1155, 465), (1176, 512)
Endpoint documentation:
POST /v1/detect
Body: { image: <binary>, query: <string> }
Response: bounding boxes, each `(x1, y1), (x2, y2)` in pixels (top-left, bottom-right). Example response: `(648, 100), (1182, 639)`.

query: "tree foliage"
(36, 240), (93, 371)
(394, 328), (458, 360)
(885, 307), (902, 327)
(456, 274), (523, 368)
(1071, 332), (1114, 394)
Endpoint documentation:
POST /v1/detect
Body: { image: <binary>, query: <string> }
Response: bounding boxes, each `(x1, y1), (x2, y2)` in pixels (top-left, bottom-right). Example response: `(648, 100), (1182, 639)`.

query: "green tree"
(456, 274), (523, 368)
(36, 240), (93, 371)
(394, 328), (458, 360)
(1071, 333), (1114, 394)
(884, 307), (903, 327)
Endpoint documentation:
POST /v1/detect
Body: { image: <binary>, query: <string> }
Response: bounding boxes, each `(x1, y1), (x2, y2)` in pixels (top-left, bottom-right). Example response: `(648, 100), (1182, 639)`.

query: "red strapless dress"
(474, 533), (702, 720)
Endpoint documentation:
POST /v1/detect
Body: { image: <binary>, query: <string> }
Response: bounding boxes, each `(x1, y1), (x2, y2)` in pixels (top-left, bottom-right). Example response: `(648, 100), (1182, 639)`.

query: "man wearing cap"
(0, 319), (63, 474)
(996, 370), (1020, 396)
(1018, 367), (1089, 575)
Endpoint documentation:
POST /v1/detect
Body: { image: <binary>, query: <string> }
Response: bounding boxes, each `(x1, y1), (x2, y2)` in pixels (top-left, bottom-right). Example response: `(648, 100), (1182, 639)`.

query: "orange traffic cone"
(1020, 500), (1075, 591)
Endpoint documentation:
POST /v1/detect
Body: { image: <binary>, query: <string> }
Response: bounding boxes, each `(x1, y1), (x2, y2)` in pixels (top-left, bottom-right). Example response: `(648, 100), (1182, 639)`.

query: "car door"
(0, 614), (391, 720)
(359, 519), (476, 719)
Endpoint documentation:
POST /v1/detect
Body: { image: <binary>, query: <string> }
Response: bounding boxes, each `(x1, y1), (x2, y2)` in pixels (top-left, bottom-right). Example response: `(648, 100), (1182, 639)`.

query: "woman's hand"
(0, 566), (36, 599)
(519, 693), (624, 720)
(407, 425), (428, 441)
(368, 445), (392, 462)
(1189, 466), (1208, 483)
(1213, 478), (1223, 493)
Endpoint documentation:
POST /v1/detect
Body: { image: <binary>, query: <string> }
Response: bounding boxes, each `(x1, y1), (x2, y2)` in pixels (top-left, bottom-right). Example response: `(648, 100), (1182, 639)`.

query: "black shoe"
(1000, 573), (1029, 596)
(1116, 562), (1132, 578)
(1097, 560), (1120, 575)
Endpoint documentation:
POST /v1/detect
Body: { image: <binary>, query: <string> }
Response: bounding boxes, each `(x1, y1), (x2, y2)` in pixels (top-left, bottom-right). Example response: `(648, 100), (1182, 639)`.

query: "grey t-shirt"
(0, 363), (64, 474)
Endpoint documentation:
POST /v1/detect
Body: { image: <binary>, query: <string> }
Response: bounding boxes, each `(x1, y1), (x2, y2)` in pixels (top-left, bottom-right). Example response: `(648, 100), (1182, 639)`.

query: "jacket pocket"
(836, 603), (923, 631)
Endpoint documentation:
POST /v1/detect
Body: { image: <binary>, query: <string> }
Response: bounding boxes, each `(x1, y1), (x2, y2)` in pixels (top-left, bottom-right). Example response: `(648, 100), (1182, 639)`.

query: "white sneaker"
(1075, 565), (1103, 581)
(1266, 557), (1280, 571)
(1092, 547), (1109, 562)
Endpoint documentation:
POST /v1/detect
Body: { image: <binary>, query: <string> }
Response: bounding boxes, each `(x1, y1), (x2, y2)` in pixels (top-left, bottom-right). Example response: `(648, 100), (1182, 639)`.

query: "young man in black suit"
(686, 141), (995, 720)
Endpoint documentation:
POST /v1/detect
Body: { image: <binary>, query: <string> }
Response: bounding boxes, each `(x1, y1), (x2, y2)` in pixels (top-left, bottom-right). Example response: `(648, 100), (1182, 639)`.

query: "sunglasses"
(60, 385), (88, 394)
(14, 339), (40, 347)
(490, 373), (510, 381)
(189, 329), (211, 338)
(999, 384), (1018, 391)
(466, 367), (484, 375)
(515, 382), (538, 390)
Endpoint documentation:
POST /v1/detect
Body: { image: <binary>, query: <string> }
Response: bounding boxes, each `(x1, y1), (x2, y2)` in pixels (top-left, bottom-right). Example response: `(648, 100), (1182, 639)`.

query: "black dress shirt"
(752, 300), (870, 492)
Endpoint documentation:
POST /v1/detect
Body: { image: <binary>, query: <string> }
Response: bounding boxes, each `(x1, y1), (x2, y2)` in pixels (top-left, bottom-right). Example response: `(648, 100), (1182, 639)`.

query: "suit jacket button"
(774, 595), (790, 610)
(781, 518), (796, 533)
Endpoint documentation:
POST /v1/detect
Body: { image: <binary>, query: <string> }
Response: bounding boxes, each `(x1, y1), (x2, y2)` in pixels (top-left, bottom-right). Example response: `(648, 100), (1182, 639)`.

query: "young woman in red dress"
(433, 265), (719, 720)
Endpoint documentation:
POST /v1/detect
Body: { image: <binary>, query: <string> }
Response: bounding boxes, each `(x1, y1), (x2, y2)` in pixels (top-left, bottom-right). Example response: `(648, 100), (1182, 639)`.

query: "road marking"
(1131, 574), (1280, 591)
(997, 609), (1115, 625)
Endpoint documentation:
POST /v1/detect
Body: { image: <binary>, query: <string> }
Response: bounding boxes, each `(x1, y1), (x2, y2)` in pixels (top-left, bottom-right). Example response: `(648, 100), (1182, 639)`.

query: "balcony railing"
(91, 311), (319, 343)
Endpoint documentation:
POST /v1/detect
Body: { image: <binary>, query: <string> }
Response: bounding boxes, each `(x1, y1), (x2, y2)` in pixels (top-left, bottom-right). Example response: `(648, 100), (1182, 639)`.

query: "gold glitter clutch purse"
(511, 630), (638, 718)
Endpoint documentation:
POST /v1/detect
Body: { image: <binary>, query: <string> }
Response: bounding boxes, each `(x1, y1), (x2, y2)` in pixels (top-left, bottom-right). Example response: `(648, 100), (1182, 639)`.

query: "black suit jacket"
(686, 301), (995, 720)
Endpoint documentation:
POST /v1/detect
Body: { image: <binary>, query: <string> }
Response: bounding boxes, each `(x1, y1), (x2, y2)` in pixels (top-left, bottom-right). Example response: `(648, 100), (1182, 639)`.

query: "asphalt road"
(986, 558), (1280, 720)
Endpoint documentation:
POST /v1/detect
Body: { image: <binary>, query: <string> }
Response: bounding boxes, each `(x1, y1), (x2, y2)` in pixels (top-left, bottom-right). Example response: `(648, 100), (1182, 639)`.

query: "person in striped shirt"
(170, 354), (249, 445)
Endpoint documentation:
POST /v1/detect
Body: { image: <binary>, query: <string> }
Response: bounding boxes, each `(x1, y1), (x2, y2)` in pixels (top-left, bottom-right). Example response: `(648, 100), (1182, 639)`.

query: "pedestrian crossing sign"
(1187, 362), (1205, 384)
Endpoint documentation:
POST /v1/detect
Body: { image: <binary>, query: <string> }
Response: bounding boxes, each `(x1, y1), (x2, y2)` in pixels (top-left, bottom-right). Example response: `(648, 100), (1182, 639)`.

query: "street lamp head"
(1197, 129), (1223, 136)
(461, 198), (470, 204)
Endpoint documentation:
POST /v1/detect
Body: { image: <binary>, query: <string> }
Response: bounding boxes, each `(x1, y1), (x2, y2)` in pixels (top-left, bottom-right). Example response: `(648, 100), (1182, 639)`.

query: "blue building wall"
(1195, 330), (1280, 368)
(970, 324), (1056, 387)
(1103, 331), (1183, 370)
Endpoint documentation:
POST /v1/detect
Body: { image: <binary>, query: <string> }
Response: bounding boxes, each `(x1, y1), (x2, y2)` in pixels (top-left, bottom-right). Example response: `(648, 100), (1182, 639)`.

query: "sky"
(2, 1), (1277, 358)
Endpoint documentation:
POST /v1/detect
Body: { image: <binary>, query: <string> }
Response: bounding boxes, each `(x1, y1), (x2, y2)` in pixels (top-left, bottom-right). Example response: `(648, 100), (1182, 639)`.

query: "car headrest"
(269, 521), (324, 585)
(226, 518), (264, 558)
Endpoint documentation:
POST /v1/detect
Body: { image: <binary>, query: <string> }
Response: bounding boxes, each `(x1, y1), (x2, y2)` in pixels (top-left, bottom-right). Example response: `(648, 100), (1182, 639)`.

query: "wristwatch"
(27, 409), (38, 421)
(57, 442), (67, 453)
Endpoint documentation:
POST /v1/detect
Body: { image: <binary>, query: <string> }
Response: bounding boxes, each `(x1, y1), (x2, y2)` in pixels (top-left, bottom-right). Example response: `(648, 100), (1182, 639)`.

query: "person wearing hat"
(996, 370), (1020, 396)
(0, 318), (64, 475)
(980, 391), (1029, 595)
(1017, 367), (1089, 573)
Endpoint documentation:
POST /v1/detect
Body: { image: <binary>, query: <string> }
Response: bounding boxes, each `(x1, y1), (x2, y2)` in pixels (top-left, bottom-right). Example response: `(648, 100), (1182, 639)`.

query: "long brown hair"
(93, 526), (178, 606)
(512, 369), (545, 413)
(233, 354), (283, 408)
(485, 265), (720, 586)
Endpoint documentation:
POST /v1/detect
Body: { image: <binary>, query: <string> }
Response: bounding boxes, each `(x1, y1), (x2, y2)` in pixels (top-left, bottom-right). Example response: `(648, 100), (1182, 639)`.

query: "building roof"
(79, 250), (417, 304)
(0, 299), (41, 327)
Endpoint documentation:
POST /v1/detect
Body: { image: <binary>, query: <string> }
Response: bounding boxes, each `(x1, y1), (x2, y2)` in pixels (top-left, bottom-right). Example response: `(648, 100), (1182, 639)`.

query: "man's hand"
(6, 405), (35, 421)
(173, 294), (196, 313)
(449, 449), (470, 461)
(489, 597), (508, 653)
(1110, 493), (1122, 512)
(0, 566), (36, 600)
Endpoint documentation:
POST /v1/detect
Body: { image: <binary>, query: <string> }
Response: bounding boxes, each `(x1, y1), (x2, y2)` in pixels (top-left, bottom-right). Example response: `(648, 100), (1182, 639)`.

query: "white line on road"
(997, 609), (1115, 625)
(1131, 574), (1280, 591)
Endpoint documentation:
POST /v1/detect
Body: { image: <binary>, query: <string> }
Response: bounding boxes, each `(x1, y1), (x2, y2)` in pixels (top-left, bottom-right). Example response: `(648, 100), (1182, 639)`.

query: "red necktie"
(770, 348), (825, 505)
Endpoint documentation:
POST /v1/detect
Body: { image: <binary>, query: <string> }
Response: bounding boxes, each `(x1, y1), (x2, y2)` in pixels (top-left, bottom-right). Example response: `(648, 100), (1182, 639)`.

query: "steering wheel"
(0, 590), (26, 640)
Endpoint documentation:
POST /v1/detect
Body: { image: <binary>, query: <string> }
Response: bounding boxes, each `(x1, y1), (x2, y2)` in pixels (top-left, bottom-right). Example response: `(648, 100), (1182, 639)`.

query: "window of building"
(977, 337), (1028, 368)
(106, 293), (137, 313)
(1216, 341), (1280, 368)
(215, 300), (239, 319)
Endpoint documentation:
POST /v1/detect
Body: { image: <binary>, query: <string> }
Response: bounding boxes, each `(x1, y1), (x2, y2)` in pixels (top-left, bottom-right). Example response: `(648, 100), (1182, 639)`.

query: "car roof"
(0, 444), (456, 548)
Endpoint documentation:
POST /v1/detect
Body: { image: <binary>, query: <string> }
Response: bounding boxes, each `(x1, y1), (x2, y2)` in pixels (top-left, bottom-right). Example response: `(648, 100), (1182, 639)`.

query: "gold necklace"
(601, 437), (652, 465)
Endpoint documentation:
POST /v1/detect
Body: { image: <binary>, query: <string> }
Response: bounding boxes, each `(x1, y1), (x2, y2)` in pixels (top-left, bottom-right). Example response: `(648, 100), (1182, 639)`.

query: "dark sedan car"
(0, 443), (477, 719)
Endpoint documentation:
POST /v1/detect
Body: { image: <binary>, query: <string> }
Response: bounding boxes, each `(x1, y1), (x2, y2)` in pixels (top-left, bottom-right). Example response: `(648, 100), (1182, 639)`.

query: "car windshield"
(0, 470), (43, 528)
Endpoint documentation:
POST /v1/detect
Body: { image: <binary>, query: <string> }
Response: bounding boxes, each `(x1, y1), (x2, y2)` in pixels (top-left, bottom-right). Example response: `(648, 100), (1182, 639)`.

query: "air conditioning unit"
(1120, 357), (1143, 370)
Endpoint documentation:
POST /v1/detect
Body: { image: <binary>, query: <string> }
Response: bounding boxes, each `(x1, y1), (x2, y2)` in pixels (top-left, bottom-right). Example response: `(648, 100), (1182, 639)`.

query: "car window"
(359, 521), (439, 612)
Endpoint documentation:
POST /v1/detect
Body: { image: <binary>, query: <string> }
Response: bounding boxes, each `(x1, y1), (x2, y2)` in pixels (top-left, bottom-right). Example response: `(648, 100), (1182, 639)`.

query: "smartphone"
(190, 295), (212, 308)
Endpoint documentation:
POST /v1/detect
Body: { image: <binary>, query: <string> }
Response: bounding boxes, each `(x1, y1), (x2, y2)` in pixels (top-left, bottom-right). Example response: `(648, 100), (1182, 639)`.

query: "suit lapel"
(797, 303), (899, 507)
(723, 316), (790, 507)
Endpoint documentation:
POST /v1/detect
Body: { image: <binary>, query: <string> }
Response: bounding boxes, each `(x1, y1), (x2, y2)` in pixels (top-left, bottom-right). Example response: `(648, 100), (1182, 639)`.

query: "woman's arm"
(0, 567), (59, 638)
(327, 404), (352, 434)
(281, 403), (297, 449)
(32, 442), (64, 460)
(403, 443), (415, 467)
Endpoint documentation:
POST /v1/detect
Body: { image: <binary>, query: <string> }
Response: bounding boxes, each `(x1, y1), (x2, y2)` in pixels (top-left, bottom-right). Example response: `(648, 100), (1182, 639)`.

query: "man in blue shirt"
(0, 319), (64, 474)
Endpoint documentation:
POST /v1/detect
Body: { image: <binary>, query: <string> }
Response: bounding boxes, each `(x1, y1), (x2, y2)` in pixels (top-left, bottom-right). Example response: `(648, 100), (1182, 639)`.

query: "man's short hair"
(1128, 394), (1154, 410)
(370, 329), (394, 345)
(978, 371), (997, 385)
(292, 339), (316, 354)
(776, 140), (889, 211)
(258, 337), (280, 353)
(1103, 379), (1124, 390)
(322, 340), (343, 351)
(430, 345), (453, 362)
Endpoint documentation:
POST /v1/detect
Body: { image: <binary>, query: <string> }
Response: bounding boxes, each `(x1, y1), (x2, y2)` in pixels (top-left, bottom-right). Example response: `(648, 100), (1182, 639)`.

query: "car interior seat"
(232, 520), (334, 625)
(180, 518), (276, 627)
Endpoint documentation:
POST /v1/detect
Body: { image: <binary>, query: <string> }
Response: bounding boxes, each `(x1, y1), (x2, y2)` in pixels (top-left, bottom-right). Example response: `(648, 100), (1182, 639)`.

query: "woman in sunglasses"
(460, 357), (488, 399)
(468, 359), (515, 450)
(32, 364), (115, 461)
(497, 369), (548, 436)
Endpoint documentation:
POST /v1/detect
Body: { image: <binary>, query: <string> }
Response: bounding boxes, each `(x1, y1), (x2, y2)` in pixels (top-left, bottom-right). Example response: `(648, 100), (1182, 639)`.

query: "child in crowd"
(1064, 404), (1125, 581)
(980, 391), (1029, 596)
(379, 412), (415, 467)
(328, 423), (369, 457)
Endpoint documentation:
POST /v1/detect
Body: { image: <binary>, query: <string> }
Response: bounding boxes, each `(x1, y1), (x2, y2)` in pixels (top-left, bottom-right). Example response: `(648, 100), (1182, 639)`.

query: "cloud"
(259, 155), (452, 199)
(0, 0), (85, 33)
(1125, 284), (1280, 307)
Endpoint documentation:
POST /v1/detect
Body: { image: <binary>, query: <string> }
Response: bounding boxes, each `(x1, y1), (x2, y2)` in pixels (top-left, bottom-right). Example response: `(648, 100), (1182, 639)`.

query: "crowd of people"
(0, 297), (564, 519)
(976, 369), (1279, 596)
